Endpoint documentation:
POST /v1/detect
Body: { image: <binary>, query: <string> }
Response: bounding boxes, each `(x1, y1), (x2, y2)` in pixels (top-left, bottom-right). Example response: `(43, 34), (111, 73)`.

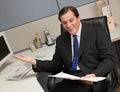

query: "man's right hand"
(13, 54), (36, 65)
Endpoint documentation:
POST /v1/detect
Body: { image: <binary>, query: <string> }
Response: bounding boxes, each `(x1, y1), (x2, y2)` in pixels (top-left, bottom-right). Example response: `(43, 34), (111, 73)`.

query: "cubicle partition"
(1, 0), (97, 52)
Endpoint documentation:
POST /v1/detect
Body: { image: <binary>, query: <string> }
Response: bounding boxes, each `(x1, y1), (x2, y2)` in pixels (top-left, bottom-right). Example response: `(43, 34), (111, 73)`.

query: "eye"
(69, 18), (74, 23)
(62, 22), (67, 25)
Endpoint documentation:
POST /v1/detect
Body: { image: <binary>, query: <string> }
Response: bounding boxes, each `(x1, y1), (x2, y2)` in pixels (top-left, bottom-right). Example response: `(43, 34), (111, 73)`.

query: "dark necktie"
(70, 35), (79, 71)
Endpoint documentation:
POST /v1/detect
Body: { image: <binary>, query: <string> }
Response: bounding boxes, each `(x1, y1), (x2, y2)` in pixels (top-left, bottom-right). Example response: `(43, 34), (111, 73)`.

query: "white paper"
(48, 72), (106, 82)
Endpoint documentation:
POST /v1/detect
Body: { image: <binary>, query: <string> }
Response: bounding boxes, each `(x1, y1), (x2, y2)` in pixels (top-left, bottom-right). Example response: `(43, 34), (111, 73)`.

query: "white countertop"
(0, 44), (55, 92)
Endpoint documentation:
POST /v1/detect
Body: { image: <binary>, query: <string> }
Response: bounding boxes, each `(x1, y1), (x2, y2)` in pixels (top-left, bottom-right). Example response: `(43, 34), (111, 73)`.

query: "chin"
(67, 29), (76, 34)
(69, 32), (75, 35)
(70, 31), (76, 35)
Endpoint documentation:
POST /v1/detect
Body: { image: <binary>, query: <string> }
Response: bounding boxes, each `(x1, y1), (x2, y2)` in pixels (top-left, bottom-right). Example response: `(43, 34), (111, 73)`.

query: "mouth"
(67, 28), (77, 35)
(68, 28), (74, 33)
(68, 27), (74, 32)
(68, 29), (72, 32)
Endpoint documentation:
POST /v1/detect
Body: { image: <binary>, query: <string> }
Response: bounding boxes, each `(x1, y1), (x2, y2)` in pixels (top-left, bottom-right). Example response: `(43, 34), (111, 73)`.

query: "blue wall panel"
(0, 0), (95, 31)
(0, 0), (59, 31)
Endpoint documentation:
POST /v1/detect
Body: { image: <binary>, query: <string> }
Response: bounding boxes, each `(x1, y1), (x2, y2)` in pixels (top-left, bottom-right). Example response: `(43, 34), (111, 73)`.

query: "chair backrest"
(81, 16), (108, 28)
(81, 16), (110, 38)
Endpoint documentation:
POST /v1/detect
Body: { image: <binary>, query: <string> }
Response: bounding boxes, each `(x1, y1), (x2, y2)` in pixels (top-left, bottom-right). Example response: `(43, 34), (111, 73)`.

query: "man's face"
(60, 10), (80, 35)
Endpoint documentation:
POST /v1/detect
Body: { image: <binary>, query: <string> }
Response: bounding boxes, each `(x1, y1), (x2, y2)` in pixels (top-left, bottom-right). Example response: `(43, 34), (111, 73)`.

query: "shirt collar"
(77, 23), (82, 37)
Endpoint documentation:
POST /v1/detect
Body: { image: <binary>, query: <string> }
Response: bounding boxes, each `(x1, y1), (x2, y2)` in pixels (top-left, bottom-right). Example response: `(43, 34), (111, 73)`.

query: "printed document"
(48, 72), (106, 82)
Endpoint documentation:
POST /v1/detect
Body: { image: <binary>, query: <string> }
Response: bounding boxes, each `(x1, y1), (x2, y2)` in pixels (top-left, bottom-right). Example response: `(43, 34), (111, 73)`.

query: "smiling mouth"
(68, 27), (73, 30)
(69, 28), (74, 32)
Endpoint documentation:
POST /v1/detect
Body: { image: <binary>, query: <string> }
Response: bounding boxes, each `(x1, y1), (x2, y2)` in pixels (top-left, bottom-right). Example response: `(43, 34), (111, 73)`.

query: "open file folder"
(49, 72), (106, 82)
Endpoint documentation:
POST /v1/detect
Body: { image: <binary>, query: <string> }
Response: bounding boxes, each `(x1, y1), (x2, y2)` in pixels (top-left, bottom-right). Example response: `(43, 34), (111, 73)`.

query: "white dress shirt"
(71, 23), (82, 70)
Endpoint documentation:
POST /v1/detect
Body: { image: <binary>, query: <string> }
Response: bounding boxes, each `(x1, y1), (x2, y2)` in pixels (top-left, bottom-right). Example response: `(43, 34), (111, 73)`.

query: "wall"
(4, 14), (60, 52)
(4, 2), (99, 52)
(109, 0), (120, 26)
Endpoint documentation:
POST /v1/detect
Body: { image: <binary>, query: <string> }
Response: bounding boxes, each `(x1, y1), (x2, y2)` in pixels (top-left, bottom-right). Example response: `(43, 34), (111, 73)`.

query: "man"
(13, 6), (115, 92)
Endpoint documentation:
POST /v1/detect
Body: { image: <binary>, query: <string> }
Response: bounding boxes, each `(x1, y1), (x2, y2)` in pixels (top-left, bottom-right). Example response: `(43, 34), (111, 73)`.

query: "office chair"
(46, 16), (120, 92)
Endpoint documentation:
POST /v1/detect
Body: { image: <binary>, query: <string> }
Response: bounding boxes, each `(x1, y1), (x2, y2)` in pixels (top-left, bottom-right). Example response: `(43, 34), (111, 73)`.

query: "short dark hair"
(58, 6), (79, 21)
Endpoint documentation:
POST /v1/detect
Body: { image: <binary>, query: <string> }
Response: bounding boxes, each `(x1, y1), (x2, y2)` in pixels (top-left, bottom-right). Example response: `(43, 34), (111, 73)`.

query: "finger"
(83, 80), (93, 85)
(13, 55), (20, 59)
(84, 74), (96, 78)
(13, 55), (25, 61)
(19, 54), (26, 57)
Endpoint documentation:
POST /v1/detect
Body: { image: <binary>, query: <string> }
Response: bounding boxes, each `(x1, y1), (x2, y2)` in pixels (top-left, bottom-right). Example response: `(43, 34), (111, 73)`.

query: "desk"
(0, 44), (55, 92)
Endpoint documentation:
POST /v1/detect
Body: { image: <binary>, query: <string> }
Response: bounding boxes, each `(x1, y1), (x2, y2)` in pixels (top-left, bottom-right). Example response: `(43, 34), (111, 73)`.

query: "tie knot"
(73, 35), (77, 38)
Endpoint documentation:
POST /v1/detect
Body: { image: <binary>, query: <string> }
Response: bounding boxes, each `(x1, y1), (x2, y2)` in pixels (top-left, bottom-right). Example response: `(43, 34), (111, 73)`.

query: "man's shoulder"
(56, 32), (70, 44)
(57, 32), (70, 39)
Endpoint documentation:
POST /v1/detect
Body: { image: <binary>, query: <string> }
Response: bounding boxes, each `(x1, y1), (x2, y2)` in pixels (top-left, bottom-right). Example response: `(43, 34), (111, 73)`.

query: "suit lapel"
(64, 33), (72, 62)
(78, 23), (88, 58)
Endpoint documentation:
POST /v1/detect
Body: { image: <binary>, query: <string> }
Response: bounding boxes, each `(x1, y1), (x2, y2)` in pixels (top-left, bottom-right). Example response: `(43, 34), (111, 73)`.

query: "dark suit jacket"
(33, 23), (115, 92)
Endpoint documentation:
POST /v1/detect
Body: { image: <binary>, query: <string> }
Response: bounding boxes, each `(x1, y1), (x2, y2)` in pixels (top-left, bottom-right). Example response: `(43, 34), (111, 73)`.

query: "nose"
(66, 22), (71, 28)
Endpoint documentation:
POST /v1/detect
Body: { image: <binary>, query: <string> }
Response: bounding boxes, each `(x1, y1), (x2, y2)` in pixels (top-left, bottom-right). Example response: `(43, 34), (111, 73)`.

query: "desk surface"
(0, 44), (55, 92)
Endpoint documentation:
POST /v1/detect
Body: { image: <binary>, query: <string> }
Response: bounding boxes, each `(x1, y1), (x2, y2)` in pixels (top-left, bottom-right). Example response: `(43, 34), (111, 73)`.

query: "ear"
(77, 16), (80, 22)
